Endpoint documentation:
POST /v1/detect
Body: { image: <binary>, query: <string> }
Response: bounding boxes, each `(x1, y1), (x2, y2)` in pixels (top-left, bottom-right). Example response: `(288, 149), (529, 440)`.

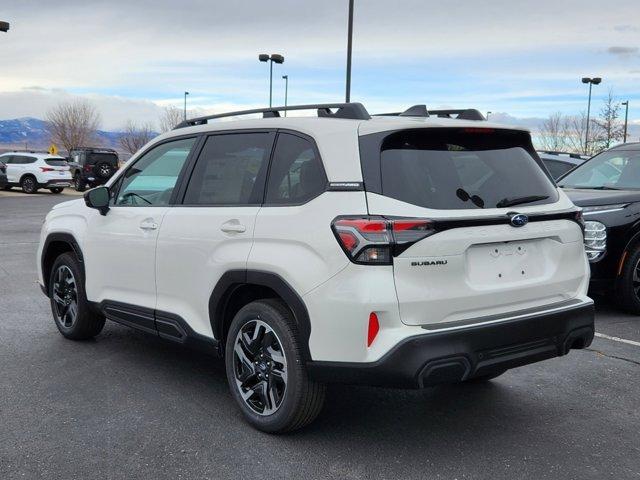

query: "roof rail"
(538, 150), (587, 160)
(375, 106), (486, 121)
(174, 102), (371, 129)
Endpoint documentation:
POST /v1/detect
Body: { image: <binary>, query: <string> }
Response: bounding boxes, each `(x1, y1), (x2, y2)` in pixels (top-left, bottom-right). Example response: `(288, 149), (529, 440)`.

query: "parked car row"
(0, 148), (119, 194)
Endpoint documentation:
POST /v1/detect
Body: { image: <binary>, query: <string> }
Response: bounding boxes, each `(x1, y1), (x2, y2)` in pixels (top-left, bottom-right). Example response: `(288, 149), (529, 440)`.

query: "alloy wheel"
(52, 265), (78, 329)
(232, 319), (287, 416)
(22, 177), (35, 193)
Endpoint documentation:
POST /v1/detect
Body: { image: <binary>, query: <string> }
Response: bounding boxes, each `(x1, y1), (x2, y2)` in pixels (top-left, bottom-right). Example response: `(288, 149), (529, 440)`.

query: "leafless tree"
(46, 99), (101, 153)
(119, 120), (155, 155)
(538, 112), (568, 151)
(563, 112), (604, 156)
(158, 106), (184, 133)
(594, 89), (625, 150)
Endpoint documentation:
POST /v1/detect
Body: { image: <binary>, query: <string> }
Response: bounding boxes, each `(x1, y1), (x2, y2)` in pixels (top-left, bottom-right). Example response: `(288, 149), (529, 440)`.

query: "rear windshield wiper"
(496, 195), (549, 208)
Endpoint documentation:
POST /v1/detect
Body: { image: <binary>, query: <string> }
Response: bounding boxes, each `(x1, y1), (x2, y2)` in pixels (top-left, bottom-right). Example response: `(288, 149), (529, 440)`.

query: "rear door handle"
(220, 220), (246, 233)
(139, 218), (159, 231)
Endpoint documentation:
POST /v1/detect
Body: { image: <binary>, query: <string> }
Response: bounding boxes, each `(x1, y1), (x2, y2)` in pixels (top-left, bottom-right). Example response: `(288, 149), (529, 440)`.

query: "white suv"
(1, 152), (72, 194)
(37, 103), (595, 433)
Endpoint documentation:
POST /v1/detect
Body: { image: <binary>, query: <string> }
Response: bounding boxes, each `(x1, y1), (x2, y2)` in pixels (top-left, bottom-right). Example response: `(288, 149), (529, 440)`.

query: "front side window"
(559, 150), (640, 189)
(183, 133), (272, 205)
(115, 137), (195, 206)
(265, 133), (326, 204)
(376, 128), (558, 210)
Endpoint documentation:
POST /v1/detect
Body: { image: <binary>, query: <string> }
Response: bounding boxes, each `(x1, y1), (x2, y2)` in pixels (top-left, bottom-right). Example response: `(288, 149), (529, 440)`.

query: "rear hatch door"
(360, 126), (587, 328)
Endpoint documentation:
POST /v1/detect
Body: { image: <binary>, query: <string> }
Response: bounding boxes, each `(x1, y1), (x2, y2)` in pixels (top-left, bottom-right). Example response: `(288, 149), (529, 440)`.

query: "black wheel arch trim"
(209, 269), (313, 361)
(41, 232), (85, 296)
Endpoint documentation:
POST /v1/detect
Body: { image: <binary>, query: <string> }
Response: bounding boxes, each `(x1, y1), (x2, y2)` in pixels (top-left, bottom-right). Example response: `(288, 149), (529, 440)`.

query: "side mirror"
(84, 186), (110, 216)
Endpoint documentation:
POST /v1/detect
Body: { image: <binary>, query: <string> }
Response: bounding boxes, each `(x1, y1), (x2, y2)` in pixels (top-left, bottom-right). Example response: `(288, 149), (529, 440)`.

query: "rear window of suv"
(88, 153), (118, 165)
(45, 158), (68, 166)
(361, 128), (558, 210)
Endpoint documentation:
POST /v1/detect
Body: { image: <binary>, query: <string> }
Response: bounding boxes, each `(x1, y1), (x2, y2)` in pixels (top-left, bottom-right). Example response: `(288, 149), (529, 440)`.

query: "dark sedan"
(559, 142), (640, 313)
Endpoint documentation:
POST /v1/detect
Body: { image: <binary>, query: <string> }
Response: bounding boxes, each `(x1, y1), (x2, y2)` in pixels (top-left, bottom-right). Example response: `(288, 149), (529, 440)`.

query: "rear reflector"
(367, 313), (380, 347)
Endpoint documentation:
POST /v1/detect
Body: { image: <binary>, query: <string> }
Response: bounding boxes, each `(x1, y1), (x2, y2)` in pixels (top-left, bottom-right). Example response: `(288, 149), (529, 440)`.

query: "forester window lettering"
(184, 133), (271, 205)
(265, 133), (326, 204)
(115, 137), (195, 207)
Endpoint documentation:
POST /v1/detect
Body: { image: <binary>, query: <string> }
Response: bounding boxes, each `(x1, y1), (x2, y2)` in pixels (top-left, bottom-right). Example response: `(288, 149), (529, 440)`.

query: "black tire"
(74, 174), (86, 192)
(48, 252), (105, 340)
(615, 245), (640, 314)
(225, 299), (325, 433)
(465, 370), (507, 383)
(95, 162), (113, 179)
(49, 187), (64, 194)
(20, 175), (38, 194)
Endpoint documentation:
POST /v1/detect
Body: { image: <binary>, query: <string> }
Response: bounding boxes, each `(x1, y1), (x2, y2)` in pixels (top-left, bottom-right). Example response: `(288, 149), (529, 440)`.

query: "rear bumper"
(43, 179), (71, 188)
(306, 302), (594, 388)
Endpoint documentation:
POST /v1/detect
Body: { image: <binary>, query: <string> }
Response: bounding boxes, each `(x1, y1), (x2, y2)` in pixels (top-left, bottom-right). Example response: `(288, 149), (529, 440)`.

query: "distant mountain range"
(0, 117), (125, 152)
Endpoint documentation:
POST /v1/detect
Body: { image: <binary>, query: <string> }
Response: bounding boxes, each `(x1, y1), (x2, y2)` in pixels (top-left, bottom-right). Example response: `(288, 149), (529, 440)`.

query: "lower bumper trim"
(306, 303), (594, 388)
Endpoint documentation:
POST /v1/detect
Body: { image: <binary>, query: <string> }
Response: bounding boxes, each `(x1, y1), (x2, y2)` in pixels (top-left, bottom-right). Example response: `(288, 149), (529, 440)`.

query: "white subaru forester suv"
(37, 103), (594, 433)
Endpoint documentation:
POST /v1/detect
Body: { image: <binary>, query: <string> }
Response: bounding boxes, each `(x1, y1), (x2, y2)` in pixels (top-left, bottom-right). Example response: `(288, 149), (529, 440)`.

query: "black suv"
(559, 142), (640, 313)
(68, 148), (119, 192)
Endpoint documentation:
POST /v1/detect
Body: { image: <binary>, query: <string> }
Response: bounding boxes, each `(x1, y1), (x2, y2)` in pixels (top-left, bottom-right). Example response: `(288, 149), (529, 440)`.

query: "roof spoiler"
(376, 105), (486, 121)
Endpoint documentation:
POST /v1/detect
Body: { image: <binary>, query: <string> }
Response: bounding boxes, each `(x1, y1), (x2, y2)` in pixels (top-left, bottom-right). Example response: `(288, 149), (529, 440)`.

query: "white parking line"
(595, 332), (640, 348)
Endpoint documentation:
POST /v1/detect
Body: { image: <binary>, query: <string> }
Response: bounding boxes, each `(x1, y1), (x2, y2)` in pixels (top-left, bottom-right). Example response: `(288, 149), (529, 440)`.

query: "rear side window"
(364, 128), (558, 210)
(265, 133), (326, 204)
(184, 133), (272, 205)
(13, 156), (37, 164)
(45, 158), (68, 167)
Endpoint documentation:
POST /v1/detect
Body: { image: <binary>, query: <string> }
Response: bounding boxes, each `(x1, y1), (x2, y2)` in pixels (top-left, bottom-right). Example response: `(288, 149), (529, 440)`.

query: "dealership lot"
(1, 191), (639, 479)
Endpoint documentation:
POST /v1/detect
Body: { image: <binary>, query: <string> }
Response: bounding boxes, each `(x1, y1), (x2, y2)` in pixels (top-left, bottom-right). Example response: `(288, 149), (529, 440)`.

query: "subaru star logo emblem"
(510, 213), (529, 227)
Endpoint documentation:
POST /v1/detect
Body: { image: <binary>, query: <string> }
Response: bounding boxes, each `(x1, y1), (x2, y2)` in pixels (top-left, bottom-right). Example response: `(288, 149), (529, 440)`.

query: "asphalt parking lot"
(1, 190), (639, 480)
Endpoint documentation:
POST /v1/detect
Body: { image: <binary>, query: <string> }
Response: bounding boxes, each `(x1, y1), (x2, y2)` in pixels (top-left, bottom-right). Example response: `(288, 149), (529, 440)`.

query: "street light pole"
(345, 0), (354, 103)
(282, 75), (289, 116)
(184, 91), (189, 121)
(622, 101), (629, 143)
(581, 77), (602, 155)
(259, 54), (285, 108)
(486, 111), (492, 120)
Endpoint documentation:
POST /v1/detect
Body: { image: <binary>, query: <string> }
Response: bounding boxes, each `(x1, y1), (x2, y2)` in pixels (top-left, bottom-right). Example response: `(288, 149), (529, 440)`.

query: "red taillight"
(39, 167), (54, 172)
(367, 312), (380, 347)
(84, 165), (92, 172)
(332, 216), (435, 265)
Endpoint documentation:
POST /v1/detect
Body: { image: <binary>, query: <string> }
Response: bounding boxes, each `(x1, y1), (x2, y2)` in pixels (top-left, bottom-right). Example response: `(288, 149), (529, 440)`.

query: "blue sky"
(0, 0), (638, 133)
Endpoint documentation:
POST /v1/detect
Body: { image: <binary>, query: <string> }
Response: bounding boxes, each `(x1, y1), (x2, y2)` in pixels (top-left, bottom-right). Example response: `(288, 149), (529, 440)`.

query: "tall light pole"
(582, 77), (602, 154)
(486, 111), (492, 120)
(183, 91), (189, 121)
(622, 101), (629, 143)
(0, 21), (9, 33)
(259, 54), (285, 107)
(345, 0), (354, 102)
(282, 75), (289, 116)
